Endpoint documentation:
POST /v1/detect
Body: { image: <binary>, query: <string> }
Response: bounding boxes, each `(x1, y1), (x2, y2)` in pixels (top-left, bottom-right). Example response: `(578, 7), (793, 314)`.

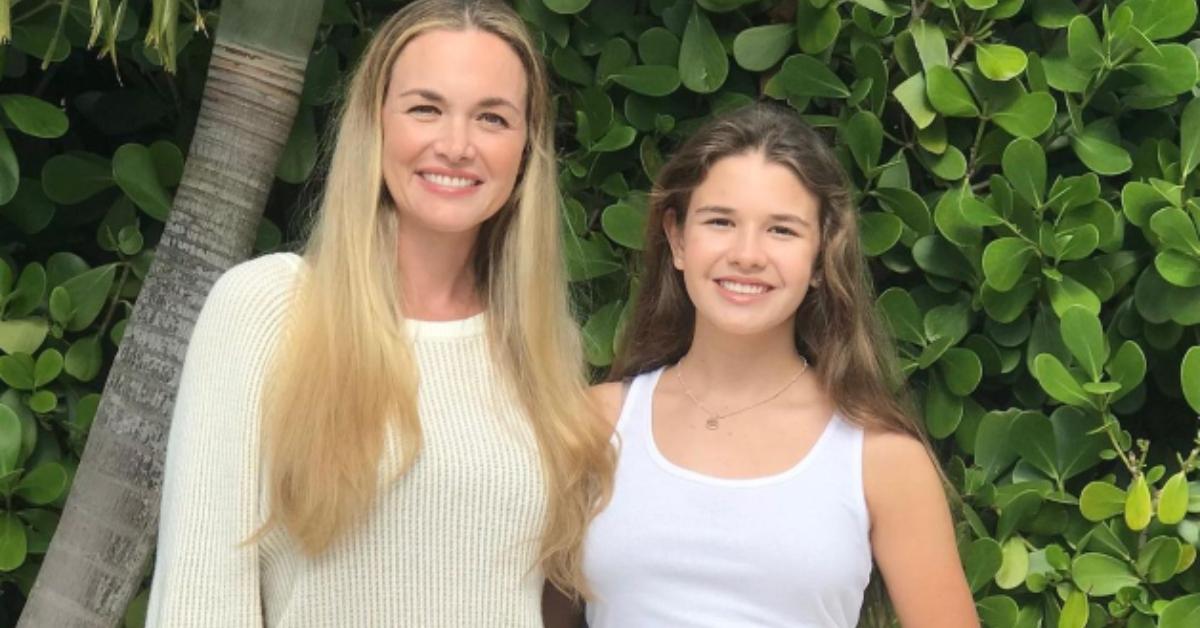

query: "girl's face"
(381, 28), (528, 241)
(665, 151), (822, 339)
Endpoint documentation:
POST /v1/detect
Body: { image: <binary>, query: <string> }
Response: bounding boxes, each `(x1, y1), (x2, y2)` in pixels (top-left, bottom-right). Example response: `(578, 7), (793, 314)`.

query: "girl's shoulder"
(589, 381), (627, 429)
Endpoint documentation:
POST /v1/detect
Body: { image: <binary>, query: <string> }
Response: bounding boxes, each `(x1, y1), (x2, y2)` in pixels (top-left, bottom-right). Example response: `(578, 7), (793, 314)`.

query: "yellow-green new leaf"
(1182, 346), (1200, 414)
(1125, 475), (1152, 531)
(1158, 471), (1189, 525)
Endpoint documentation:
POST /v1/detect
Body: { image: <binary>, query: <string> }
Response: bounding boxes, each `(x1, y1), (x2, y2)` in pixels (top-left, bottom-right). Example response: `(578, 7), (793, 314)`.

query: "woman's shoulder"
(203, 253), (304, 313)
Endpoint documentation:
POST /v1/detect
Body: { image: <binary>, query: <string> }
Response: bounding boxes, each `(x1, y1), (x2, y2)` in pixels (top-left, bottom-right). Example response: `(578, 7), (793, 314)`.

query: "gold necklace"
(673, 358), (810, 430)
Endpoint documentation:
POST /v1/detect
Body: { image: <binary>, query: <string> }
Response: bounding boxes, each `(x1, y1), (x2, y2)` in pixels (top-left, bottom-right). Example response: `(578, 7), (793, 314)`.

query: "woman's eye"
(704, 218), (733, 227)
(408, 105), (439, 116)
(479, 112), (510, 127)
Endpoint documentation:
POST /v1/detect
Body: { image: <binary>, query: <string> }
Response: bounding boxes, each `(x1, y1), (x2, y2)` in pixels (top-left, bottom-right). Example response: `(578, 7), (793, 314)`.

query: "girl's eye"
(769, 226), (800, 237)
(479, 112), (510, 127)
(703, 218), (733, 228)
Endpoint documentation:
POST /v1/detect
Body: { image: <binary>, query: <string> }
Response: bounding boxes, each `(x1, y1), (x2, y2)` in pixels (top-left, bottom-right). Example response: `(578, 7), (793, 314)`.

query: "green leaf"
(33, 349), (63, 389)
(849, 0), (908, 17)
(1070, 120), (1132, 176)
(1127, 43), (1199, 97)
(0, 512), (27, 571)
(1150, 207), (1200, 254)
(910, 20), (948, 69)
(1106, 340), (1146, 402)
(992, 91), (1056, 139)
(1181, 97), (1200, 178)
(976, 43), (1027, 81)
(583, 300), (623, 367)
(1002, 138), (1046, 207)
(0, 404), (22, 475)
(1080, 481), (1126, 521)
(1122, 0), (1197, 41)
(732, 24), (793, 71)
(601, 202), (647, 250)
(927, 145), (966, 181)
(859, 212), (903, 256)
(1066, 15), (1104, 71)
(795, 1), (839, 54)
(843, 110), (883, 175)
(64, 335), (103, 383)
(874, 188), (931, 235)
(977, 596), (1018, 628)
(1047, 273), (1101, 318)
(923, 372), (962, 439)
(926, 66), (979, 117)
(565, 232), (622, 281)
(964, 537), (1003, 593)
(939, 347), (982, 396)
(276, 107), (317, 184)
(1033, 353), (1090, 407)
(893, 73), (936, 129)
(14, 462), (67, 505)
(0, 128), (18, 206)
(983, 238), (1035, 291)
(0, 320), (49, 356)
(591, 124), (637, 152)
(1012, 411), (1057, 479)
(637, 27), (680, 66)
(1072, 552), (1139, 596)
(1034, 0), (1081, 28)
(0, 94), (68, 139)
(1059, 306), (1106, 382)
(1158, 471), (1189, 525)
(1125, 474), (1152, 531)
(1159, 593), (1200, 628)
(58, 264), (116, 332)
(876, 287), (924, 345)
(543, 0), (591, 14)
(995, 536), (1029, 589)
(679, 5), (729, 94)
(112, 143), (173, 221)
(610, 65), (681, 97)
(1059, 590), (1088, 628)
(778, 53), (850, 98)
(1183, 346), (1200, 414)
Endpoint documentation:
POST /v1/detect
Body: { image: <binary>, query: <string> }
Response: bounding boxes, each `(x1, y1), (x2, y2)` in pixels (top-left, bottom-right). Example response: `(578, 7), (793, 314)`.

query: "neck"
(394, 221), (482, 321)
(679, 317), (806, 390)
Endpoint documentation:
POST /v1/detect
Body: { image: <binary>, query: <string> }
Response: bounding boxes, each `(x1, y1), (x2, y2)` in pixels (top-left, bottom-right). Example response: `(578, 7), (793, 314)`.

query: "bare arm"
(864, 430), (978, 628)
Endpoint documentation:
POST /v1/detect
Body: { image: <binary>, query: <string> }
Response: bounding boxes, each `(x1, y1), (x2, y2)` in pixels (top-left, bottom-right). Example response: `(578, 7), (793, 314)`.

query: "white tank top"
(583, 367), (873, 628)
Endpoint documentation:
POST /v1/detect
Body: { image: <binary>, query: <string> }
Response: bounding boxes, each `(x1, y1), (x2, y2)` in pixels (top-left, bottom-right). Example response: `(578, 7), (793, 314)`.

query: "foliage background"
(2, 0), (1200, 626)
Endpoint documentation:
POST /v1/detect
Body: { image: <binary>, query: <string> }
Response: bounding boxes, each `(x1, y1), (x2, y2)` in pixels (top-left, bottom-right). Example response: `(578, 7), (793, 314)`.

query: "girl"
(147, 1), (612, 625)
(581, 104), (977, 627)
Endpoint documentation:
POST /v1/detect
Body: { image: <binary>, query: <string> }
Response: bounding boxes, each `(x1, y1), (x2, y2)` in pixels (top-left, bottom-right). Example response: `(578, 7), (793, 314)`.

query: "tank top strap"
(611, 366), (666, 439)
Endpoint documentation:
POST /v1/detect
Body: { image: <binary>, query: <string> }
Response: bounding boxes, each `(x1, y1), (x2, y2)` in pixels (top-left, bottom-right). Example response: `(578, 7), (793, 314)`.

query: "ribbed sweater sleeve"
(146, 253), (301, 627)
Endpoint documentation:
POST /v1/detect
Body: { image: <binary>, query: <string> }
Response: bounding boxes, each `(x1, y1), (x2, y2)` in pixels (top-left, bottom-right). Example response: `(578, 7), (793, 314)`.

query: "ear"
(663, 208), (685, 270)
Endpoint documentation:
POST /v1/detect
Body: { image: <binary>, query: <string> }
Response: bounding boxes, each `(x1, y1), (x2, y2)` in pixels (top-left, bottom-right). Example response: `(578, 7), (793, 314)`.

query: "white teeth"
(422, 173), (477, 188)
(718, 280), (768, 295)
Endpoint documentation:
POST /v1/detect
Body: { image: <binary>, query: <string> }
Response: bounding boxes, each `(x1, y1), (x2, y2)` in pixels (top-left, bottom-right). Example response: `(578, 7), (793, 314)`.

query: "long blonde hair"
(260, 0), (614, 596)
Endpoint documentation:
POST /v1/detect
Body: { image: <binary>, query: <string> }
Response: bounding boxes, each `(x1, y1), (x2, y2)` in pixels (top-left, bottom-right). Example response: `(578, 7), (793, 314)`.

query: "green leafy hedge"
(3, 0), (1200, 626)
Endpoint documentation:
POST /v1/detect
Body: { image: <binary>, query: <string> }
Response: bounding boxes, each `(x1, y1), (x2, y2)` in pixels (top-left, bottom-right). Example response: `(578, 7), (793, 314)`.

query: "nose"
(434, 117), (476, 163)
(728, 228), (767, 270)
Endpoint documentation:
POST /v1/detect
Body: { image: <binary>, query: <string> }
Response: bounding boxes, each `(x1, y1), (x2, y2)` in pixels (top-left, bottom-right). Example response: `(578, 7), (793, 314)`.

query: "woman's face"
(665, 151), (822, 339)
(381, 28), (528, 240)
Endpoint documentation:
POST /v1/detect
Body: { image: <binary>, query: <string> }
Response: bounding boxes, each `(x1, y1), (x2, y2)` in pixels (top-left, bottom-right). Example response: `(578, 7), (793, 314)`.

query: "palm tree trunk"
(18, 1), (323, 625)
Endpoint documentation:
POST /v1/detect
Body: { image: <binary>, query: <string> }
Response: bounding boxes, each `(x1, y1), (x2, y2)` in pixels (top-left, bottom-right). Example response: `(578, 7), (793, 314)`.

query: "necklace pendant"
(705, 417), (720, 430)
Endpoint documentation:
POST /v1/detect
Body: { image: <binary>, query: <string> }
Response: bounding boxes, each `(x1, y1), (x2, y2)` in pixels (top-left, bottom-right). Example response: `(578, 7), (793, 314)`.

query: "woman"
(147, 1), (612, 625)
(581, 105), (977, 626)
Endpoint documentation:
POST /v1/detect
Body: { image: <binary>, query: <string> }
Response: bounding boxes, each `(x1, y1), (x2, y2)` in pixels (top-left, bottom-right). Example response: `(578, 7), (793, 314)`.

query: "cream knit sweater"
(146, 253), (547, 627)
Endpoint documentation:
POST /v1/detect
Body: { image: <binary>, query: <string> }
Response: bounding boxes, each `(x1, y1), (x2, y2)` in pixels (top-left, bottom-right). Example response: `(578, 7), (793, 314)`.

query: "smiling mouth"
(420, 172), (482, 189)
(716, 279), (771, 295)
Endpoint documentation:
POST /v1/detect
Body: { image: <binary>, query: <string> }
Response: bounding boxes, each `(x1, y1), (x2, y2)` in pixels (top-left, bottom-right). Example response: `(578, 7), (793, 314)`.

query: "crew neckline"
(404, 312), (486, 339)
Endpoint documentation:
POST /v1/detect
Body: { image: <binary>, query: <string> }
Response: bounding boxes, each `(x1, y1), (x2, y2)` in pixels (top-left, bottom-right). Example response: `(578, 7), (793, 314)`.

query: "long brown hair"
(610, 103), (921, 440)
(260, 0), (613, 596)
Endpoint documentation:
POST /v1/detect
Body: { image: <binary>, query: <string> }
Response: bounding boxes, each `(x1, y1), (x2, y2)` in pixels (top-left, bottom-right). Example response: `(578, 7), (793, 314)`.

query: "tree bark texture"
(18, 2), (323, 625)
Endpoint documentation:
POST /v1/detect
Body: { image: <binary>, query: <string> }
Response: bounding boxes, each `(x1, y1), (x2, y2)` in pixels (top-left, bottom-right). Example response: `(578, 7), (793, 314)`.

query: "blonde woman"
(146, 1), (612, 625)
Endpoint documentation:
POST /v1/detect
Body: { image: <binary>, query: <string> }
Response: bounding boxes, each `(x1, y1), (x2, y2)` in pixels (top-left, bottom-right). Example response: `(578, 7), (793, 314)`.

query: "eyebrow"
(396, 88), (522, 113)
(694, 205), (813, 228)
